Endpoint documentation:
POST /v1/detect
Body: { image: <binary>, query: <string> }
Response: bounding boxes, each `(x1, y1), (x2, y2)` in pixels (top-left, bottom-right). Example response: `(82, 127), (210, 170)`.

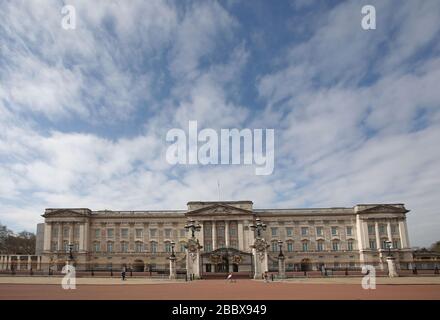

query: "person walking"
(121, 267), (126, 281)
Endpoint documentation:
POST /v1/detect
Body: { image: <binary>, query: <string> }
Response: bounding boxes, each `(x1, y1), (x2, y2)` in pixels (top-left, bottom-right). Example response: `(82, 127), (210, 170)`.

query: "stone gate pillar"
(186, 238), (202, 279)
(251, 238), (269, 279)
(387, 256), (398, 277)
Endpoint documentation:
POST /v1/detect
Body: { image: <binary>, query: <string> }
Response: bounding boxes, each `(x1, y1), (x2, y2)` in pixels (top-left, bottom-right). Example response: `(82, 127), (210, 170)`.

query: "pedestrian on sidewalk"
(121, 267), (126, 281)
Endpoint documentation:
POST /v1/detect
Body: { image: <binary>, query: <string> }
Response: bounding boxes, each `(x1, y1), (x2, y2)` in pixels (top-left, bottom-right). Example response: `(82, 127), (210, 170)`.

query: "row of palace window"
(51, 241), (79, 252)
(93, 228), (187, 239)
(270, 226), (354, 238)
(270, 240), (355, 252)
(51, 226), (80, 238)
(368, 239), (401, 250)
(367, 224), (399, 235)
(91, 241), (187, 253)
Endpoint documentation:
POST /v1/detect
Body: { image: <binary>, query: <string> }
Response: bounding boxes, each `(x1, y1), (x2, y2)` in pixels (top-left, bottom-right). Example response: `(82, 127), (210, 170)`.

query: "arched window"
(93, 242), (100, 252)
(332, 240), (340, 251)
(179, 242), (186, 252)
(347, 240), (354, 251)
(302, 241), (309, 252)
(120, 241), (128, 253)
(107, 241), (113, 253)
(164, 241), (171, 253)
(317, 240), (324, 252)
(287, 241), (294, 252)
(150, 241), (157, 253)
(135, 241), (144, 253)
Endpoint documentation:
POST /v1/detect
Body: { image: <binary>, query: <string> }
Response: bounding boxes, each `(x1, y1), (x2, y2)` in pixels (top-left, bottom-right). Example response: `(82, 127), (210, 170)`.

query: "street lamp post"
(277, 240), (286, 279)
(169, 240), (176, 280)
(385, 240), (392, 257)
(68, 243), (74, 261)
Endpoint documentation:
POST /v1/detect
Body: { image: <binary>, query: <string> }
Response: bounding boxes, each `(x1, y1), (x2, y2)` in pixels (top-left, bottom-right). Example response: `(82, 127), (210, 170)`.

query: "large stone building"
(38, 201), (414, 274)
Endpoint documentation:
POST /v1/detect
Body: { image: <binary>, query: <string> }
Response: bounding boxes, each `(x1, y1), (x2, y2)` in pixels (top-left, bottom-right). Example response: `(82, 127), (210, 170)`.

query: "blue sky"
(0, 0), (440, 247)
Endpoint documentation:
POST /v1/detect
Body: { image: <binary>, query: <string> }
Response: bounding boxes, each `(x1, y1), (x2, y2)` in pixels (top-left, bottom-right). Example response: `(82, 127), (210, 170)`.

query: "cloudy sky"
(0, 0), (439, 247)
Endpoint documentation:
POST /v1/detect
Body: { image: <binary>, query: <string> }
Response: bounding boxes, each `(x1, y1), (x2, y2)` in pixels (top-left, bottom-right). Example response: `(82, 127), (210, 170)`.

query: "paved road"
(1, 280), (439, 300)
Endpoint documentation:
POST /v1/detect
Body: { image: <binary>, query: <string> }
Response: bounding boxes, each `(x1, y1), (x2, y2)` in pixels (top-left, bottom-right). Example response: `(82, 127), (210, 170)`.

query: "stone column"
(84, 221), (90, 252)
(399, 219), (410, 248)
(278, 255), (286, 279)
(6, 256), (9, 270)
(212, 221), (217, 250)
(169, 256), (177, 280)
(37, 256), (42, 270)
(0, 256), (3, 270)
(58, 222), (63, 251)
(374, 221), (381, 250)
(79, 223), (85, 251)
(238, 222), (244, 251)
(43, 222), (52, 251)
(27, 256), (32, 270)
(69, 222), (74, 245)
(225, 221), (230, 248)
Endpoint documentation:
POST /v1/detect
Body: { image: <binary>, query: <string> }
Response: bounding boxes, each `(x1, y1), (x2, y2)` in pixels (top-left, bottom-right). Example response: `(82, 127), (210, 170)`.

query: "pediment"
(359, 205), (408, 214)
(186, 204), (253, 216)
(42, 208), (91, 218)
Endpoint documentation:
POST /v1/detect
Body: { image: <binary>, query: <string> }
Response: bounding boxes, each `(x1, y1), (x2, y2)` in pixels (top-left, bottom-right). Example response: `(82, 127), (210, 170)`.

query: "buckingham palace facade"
(38, 201), (414, 273)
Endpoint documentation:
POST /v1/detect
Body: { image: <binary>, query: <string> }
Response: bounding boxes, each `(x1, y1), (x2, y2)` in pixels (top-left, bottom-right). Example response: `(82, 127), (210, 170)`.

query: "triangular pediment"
(42, 208), (91, 218)
(186, 204), (253, 216)
(360, 205), (408, 214)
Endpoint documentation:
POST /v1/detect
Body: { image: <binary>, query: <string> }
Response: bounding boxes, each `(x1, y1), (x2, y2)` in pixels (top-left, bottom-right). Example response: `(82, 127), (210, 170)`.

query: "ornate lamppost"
(385, 240), (392, 257)
(278, 240), (286, 279)
(67, 243), (74, 265)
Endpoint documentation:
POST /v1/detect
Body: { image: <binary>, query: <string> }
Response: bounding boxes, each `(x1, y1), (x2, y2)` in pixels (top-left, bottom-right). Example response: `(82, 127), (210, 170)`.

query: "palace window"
(165, 241), (171, 253)
(381, 239), (389, 249)
(165, 229), (171, 238)
(392, 240), (400, 249)
(180, 242), (186, 252)
(287, 241), (293, 252)
(63, 240), (69, 252)
(63, 227), (69, 238)
(331, 226), (338, 236)
(135, 229), (143, 238)
(94, 228), (100, 238)
(230, 240), (238, 249)
(93, 242), (100, 252)
(107, 229), (114, 238)
(302, 241), (309, 252)
(135, 242), (144, 253)
(74, 242), (79, 252)
(204, 242), (212, 252)
(317, 241), (324, 252)
(332, 241), (340, 251)
(301, 227), (309, 236)
(368, 225), (375, 235)
(391, 224), (399, 234)
(346, 226), (353, 236)
(271, 241), (278, 252)
(150, 241), (157, 253)
(316, 227), (323, 237)
(286, 227), (293, 237)
(347, 241), (354, 251)
(51, 241), (58, 251)
(150, 229), (157, 237)
(52, 226), (59, 237)
(121, 242), (128, 253)
(379, 224), (386, 235)
(107, 242), (113, 253)
(74, 226), (80, 238)
(369, 240), (376, 249)
(271, 227), (278, 236)
(120, 228), (128, 238)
